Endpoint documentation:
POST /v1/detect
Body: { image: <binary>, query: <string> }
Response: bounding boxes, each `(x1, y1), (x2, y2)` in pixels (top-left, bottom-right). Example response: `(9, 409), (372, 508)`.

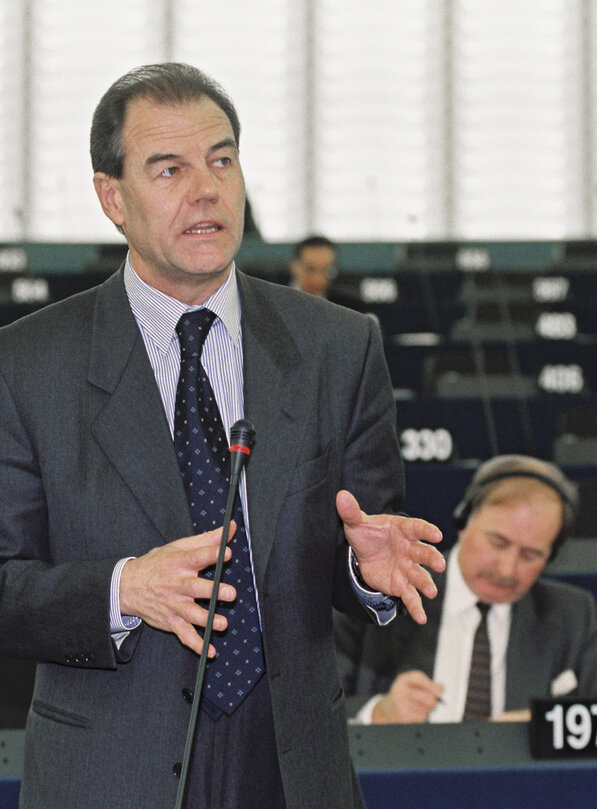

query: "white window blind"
(0, 1), (25, 241)
(313, 0), (447, 241)
(451, 0), (586, 239)
(589, 0), (597, 233)
(26, 0), (166, 241)
(0, 1), (596, 243)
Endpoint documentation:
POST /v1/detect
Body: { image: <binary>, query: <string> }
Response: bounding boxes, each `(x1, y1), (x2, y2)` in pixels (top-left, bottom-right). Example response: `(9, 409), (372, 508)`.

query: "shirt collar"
(123, 254), (242, 354)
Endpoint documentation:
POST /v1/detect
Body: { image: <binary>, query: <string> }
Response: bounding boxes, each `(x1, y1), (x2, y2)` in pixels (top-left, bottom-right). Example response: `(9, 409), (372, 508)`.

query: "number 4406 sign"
(530, 699), (597, 758)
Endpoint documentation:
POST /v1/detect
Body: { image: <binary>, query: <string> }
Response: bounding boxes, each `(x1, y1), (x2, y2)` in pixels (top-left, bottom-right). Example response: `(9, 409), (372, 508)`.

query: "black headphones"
(453, 457), (579, 561)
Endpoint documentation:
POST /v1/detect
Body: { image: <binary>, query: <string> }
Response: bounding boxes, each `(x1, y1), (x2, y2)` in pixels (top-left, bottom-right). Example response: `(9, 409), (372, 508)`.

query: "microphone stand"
(174, 419), (256, 809)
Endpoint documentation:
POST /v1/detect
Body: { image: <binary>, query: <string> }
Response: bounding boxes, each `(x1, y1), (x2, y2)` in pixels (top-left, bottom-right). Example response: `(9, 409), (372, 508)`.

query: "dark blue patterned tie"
(174, 309), (264, 716)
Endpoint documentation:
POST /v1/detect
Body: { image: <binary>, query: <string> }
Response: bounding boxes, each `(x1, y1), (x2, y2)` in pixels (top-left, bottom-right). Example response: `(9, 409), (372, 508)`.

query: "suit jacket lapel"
(237, 273), (306, 583)
(88, 271), (192, 547)
(86, 270), (310, 564)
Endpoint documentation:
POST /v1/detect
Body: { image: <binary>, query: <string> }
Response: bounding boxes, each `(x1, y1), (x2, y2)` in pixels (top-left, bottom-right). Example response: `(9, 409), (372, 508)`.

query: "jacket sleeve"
(0, 366), (119, 669)
(331, 314), (405, 617)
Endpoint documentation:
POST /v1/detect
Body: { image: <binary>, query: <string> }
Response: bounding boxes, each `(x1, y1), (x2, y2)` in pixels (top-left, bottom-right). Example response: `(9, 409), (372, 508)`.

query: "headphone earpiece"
(452, 495), (471, 530)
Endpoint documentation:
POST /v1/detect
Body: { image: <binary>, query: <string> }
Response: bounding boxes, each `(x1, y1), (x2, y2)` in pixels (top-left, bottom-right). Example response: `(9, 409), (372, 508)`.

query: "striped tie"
(463, 602), (491, 720)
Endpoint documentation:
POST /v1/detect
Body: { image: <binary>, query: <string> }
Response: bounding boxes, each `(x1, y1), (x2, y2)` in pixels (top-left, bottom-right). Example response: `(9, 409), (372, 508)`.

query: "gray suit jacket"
(335, 552), (597, 718)
(0, 268), (403, 809)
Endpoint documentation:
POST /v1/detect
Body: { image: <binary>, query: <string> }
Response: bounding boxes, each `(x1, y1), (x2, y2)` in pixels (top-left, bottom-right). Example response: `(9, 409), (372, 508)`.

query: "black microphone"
(175, 419), (256, 809)
(229, 418), (256, 484)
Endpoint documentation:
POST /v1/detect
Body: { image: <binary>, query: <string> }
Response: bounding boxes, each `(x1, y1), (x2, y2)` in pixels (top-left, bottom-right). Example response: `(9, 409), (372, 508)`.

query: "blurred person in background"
(288, 235), (338, 297)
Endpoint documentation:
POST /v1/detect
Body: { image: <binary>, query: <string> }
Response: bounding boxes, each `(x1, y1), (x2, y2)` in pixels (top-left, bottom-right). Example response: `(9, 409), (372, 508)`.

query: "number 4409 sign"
(530, 698), (597, 758)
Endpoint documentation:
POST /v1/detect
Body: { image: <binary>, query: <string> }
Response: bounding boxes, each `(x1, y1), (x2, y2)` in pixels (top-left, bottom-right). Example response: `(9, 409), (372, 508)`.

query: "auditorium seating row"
(395, 394), (597, 464)
(386, 338), (597, 397)
(1, 245), (596, 502)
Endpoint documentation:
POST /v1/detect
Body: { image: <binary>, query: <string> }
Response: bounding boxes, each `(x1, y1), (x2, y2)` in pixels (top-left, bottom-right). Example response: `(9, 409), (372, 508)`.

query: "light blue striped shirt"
(109, 256), (396, 636)
(109, 258), (253, 635)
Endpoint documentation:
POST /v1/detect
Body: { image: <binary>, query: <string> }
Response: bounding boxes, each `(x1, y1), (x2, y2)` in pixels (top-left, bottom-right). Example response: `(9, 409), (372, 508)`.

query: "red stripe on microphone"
(230, 444), (251, 455)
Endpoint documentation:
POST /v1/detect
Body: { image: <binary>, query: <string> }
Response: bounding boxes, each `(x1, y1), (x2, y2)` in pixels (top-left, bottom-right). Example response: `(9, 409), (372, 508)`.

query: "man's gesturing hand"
(119, 523), (237, 656)
(337, 490), (445, 625)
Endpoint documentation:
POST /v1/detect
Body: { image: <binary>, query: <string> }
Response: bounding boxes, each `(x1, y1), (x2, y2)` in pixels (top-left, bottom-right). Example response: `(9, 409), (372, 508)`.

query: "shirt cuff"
(110, 557), (142, 634)
(348, 694), (383, 725)
(347, 547), (398, 626)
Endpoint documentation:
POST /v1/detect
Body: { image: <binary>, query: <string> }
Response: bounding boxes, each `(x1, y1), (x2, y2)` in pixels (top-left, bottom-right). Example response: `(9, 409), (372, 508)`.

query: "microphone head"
(229, 419), (256, 454)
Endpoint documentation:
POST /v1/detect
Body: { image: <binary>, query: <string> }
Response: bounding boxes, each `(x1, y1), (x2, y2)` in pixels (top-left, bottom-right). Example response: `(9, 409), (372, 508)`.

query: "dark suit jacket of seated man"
(335, 455), (597, 724)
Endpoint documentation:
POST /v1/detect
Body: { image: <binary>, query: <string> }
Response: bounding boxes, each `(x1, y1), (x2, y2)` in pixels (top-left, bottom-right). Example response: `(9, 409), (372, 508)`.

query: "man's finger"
(175, 520), (238, 550)
(400, 587), (427, 625)
(188, 573), (236, 603)
(399, 516), (443, 546)
(335, 490), (364, 528)
(169, 615), (216, 657)
(187, 522), (237, 569)
(406, 563), (439, 599)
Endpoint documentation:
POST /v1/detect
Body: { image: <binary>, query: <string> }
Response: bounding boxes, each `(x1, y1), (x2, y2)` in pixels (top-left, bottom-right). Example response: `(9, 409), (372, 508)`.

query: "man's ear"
(93, 173), (125, 228)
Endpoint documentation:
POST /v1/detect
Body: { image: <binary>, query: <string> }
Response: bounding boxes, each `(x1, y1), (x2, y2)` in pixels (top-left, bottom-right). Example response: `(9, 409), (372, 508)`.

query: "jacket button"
(182, 688), (194, 703)
(172, 762), (182, 778)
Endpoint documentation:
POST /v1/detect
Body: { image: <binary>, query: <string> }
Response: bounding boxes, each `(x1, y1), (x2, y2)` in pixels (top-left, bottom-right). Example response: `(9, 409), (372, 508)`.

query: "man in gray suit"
(335, 455), (597, 724)
(0, 64), (444, 808)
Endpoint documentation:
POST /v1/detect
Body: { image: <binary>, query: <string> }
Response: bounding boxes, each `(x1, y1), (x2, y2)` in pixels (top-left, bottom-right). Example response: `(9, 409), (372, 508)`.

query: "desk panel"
(358, 766), (597, 809)
(2, 724), (597, 809)
(349, 723), (597, 809)
(0, 780), (18, 809)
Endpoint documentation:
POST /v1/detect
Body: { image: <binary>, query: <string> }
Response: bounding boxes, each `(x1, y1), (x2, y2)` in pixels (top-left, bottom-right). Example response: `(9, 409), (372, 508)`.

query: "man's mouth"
(484, 575), (516, 590)
(184, 222), (222, 234)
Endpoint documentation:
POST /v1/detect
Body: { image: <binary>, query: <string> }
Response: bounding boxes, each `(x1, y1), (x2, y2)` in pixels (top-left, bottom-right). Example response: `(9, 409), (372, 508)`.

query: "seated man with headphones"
(334, 454), (597, 723)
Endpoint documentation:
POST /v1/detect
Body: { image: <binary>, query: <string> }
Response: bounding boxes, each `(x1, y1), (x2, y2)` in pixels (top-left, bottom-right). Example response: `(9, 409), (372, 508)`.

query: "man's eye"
(214, 156), (231, 167)
(160, 166), (178, 178)
(521, 550), (545, 563)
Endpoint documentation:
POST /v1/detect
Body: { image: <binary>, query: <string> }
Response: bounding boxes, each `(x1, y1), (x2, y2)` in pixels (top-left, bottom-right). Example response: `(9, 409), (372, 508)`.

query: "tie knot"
(477, 602), (491, 620)
(176, 309), (217, 358)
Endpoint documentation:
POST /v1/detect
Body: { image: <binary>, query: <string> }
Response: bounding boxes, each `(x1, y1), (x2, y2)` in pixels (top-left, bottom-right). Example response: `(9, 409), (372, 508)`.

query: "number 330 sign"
(531, 699), (597, 757)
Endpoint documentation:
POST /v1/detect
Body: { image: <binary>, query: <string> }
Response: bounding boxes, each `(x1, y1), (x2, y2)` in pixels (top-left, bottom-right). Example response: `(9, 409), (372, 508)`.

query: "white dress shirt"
(429, 544), (511, 721)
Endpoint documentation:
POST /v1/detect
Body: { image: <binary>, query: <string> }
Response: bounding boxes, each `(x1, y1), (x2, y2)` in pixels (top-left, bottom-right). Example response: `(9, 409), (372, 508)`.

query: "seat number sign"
(531, 699), (597, 757)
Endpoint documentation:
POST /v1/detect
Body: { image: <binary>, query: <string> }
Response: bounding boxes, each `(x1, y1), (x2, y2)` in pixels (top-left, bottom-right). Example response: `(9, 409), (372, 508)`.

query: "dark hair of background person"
(90, 62), (241, 179)
(291, 234), (337, 259)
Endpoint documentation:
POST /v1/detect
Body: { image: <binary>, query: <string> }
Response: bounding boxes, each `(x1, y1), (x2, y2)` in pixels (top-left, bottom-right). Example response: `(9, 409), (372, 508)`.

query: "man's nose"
(496, 547), (519, 579)
(187, 165), (218, 203)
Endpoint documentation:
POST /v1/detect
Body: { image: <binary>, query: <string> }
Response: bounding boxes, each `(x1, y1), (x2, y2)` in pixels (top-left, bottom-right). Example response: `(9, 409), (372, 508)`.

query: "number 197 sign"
(531, 699), (597, 758)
